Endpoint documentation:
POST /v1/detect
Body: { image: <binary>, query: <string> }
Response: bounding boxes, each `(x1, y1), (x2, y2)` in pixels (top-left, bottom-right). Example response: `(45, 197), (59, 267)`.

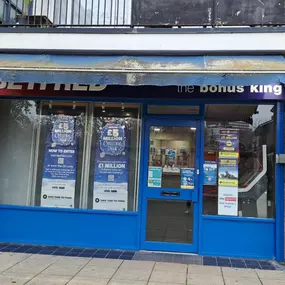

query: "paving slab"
(150, 270), (187, 284)
(77, 266), (118, 278)
(154, 262), (187, 272)
(41, 264), (84, 276)
(224, 277), (262, 285)
(188, 264), (222, 276)
(255, 269), (285, 280)
(108, 280), (147, 285)
(88, 258), (122, 268)
(261, 280), (285, 285)
(187, 273), (224, 285)
(222, 267), (258, 278)
(25, 275), (71, 285)
(0, 273), (33, 285)
(67, 277), (110, 285)
(149, 283), (185, 285)
(112, 268), (152, 281)
(119, 260), (155, 270)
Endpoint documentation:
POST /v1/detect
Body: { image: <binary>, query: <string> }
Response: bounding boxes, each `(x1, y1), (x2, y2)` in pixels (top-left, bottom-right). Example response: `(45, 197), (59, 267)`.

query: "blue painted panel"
(200, 217), (275, 259)
(0, 206), (139, 250)
(1, 54), (285, 85)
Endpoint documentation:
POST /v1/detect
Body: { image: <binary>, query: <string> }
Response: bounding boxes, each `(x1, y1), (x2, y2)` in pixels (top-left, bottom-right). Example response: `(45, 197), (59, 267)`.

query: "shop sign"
(41, 115), (77, 208)
(93, 120), (128, 211)
(0, 82), (107, 91)
(218, 129), (239, 216)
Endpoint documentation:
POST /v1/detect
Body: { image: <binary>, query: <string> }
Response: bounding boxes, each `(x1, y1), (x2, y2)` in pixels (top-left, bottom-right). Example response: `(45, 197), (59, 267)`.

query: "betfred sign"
(0, 82), (107, 91)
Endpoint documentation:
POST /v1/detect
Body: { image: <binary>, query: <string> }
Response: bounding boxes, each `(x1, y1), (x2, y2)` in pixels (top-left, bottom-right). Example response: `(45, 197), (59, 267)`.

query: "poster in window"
(181, 168), (195, 189)
(41, 115), (77, 208)
(148, 167), (162, 187)
(218, 129), (239, 216)
(93, 121), (128, 211)
(203, 161), (217, 185)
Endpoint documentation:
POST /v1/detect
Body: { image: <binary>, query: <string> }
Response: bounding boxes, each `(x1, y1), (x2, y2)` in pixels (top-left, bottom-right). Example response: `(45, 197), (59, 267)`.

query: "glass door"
(141, 118), (200, 253)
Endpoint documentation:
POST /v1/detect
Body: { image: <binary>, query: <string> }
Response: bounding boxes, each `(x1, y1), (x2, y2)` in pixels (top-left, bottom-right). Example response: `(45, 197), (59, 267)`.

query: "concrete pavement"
(0, 252), (284, 285)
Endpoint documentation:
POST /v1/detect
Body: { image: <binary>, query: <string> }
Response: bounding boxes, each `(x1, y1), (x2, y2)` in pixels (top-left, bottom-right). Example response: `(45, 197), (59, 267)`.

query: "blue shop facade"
(0, 55), (284, 262)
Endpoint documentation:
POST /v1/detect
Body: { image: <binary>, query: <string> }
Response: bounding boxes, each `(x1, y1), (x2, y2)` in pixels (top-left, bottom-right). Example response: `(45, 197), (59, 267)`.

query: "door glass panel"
(148, 126), (196, 189)
(146, 199), (193, 243)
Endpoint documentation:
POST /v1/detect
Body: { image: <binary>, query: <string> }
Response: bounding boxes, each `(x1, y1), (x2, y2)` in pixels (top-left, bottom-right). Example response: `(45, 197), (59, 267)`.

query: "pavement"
(0, 252), (284, 285)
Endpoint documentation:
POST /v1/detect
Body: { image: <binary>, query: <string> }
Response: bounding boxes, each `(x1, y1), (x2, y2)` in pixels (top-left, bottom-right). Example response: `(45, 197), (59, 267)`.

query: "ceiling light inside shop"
(154, 127), (161, 132)
(190, 127), (196, 131)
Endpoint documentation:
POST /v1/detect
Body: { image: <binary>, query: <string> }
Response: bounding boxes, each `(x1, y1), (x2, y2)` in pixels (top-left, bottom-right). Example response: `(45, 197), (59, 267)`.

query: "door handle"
(160, 191), (180, 197)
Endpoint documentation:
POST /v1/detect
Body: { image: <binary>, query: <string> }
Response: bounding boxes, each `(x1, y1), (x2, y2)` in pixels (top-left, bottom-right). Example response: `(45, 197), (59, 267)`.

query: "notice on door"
(218, 129), (239, 216)
(181, 168), (195, 189)
(203, 161), (217, 185)
(148, 167), (162, 187)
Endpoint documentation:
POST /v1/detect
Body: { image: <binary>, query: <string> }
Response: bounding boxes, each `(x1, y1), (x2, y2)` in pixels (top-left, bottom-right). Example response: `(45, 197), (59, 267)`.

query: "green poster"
(148, 167), (162, 188)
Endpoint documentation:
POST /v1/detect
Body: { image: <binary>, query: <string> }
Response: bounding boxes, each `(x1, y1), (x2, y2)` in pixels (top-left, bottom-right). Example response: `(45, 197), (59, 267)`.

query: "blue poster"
(203, 161), (217, 185)
(41, 115), (77, 208)
(181, 168), (195, 189)
(93, 121), (129, 211)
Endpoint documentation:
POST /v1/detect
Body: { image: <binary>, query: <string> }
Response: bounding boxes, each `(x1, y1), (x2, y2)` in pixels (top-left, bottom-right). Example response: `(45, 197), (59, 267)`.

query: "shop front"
(0, 81), (284, 261)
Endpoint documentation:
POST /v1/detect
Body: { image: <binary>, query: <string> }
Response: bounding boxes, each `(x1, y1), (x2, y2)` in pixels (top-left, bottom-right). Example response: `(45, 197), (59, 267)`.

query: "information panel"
(181, 168), (195, 189)
(93, 121), (128, 211)
(41, 115), (77, 208)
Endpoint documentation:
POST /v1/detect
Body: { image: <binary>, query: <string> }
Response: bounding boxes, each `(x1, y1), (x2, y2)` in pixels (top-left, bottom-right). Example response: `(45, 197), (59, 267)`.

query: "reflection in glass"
(148, 126), (196, 189)
(203, 104), (275, 218)
(146, 199), (193, 243)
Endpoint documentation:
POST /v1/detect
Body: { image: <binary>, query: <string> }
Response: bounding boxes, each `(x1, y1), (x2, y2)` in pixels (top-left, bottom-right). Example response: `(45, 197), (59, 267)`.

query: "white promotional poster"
(93, 120), (128, 211)
(217, 186), (238, 216)
(41, 115), (77, 208)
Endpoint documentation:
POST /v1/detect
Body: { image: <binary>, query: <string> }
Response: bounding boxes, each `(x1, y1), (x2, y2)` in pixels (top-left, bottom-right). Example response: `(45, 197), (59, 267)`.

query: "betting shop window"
(87, 103), (141, 212)
(0, 99), (38, 206)
(203, 104), (276, 218)
(0, 99), (86, 208)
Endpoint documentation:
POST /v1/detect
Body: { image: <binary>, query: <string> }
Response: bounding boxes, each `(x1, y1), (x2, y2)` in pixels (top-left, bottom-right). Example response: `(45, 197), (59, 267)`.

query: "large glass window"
(0, 100), (37, 206)
(203, 104), (275, 218)
(0, 100), (141, 212)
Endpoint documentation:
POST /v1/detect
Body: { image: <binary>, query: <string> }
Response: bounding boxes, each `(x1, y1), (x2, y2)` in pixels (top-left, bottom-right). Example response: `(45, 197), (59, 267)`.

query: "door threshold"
(139, 250), (198, 256)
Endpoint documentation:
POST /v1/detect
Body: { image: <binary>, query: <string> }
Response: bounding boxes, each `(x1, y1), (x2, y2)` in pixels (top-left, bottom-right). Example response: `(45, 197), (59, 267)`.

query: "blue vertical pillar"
(276, 102), (284, 262)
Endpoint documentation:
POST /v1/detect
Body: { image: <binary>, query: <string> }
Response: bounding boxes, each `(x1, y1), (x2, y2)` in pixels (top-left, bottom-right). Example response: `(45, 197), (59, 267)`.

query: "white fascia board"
(0, 32), (284, 53)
